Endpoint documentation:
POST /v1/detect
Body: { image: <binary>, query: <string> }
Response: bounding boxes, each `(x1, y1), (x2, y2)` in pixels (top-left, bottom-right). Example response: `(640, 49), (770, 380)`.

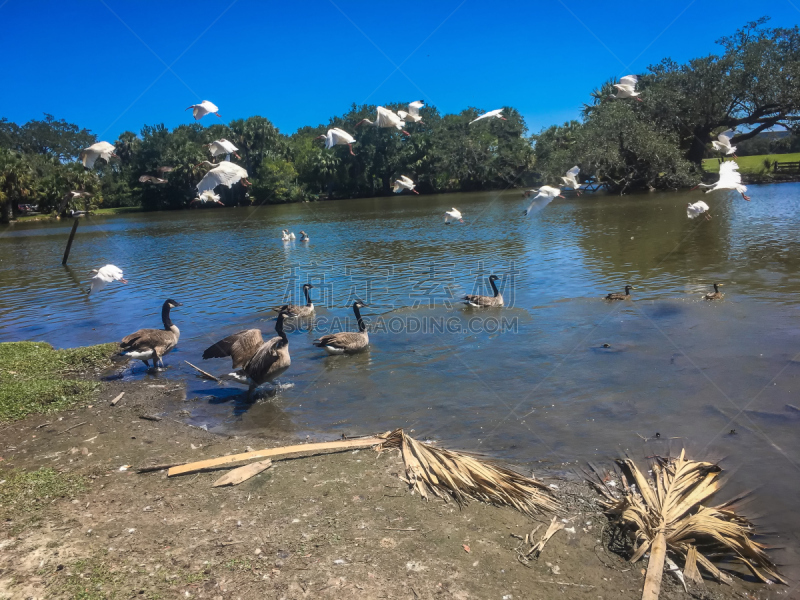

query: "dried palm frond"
(596, 449), (785, 600)
(377, 429), (560, 516)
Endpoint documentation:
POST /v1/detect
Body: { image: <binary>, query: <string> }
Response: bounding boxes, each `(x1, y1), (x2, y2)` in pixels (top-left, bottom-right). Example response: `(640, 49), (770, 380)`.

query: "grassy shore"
(0, 342), (117, 421)
(14, 206), (143, 222)
(702, 152), (800, 174)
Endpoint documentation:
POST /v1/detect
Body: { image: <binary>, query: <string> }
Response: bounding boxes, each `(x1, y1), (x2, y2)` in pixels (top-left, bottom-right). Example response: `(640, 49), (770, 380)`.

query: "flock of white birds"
(82, 75), (751, 299)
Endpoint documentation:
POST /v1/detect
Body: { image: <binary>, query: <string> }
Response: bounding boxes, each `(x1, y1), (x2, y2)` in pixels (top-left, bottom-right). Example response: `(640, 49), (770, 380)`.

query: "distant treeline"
(0, 18), (797, 221)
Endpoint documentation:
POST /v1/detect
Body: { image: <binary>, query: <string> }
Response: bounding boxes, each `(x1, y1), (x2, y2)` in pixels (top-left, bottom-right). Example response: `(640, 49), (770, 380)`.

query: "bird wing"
(329, 128), (355, 145)
(246, 336), (289, 380)
(377, 106), (404, 128)
(400, 175), (415, 186)
(314, 332), (366, 350)
(408, 100), (424, 117)
(619, 75), (638, 87)
(89, 276), (108, 294)
(202, 329), (263, 369)
(196, 161), (248, 193)
(565, 166), (580, 178)
(539, 185), (561, 197)
(397, 111), (409, 120)
(524, 193), (556, 215)
(447, 208), (462, 218)
(201, 100), (219, 113)
(98, 265), (124, 280)
(218, 139), (237, 152)
(717, 130), (735, 143)
(469, 109), (502, 124)
(718, 161), (742, 186)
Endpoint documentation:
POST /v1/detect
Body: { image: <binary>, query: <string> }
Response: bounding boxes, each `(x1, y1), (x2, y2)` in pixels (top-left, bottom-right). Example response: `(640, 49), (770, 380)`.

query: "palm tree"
(0, 150), (34, 223)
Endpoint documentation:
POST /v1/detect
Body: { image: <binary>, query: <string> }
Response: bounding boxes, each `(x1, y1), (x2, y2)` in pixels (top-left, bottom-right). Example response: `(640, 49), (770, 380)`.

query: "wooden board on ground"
(213, 459), (273, 487)
(110, 392), (125, 406)
(168, 435), (387, 477)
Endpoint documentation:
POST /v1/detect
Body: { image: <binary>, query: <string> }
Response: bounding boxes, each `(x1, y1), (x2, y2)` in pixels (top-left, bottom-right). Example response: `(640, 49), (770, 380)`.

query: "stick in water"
(184, 361), (221, 382)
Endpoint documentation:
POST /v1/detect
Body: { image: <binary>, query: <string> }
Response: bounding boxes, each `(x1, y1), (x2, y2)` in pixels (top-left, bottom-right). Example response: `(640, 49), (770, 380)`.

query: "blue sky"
(2, 1), (798, 140)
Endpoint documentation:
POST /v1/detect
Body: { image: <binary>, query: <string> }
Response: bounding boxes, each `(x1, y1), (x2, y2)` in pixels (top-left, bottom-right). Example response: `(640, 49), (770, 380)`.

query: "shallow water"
(3, 186), (800, 572)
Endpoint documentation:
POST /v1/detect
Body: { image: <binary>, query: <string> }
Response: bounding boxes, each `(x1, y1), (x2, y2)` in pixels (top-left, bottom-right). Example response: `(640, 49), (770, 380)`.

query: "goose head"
(165, 299), (183, 308)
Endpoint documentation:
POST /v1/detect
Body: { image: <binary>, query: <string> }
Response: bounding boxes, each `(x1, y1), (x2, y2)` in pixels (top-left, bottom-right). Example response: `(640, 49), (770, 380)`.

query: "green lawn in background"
(702, 153), (800, 174)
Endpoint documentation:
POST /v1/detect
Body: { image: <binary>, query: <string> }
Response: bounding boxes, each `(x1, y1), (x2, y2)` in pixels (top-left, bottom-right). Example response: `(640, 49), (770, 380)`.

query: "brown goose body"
(276, 284), (315, 318)
(704, 283), (724, 300)
(606, 285), (634, 301)
(119, 299), (182, 369)
(203, 312), (291, 392)
(313, 301), (369, 354)
(464, 274), (504, 307)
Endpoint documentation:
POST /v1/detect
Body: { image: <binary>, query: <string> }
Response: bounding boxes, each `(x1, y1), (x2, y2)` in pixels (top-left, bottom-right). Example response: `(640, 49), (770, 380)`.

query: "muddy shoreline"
(0, 366), (787, 599)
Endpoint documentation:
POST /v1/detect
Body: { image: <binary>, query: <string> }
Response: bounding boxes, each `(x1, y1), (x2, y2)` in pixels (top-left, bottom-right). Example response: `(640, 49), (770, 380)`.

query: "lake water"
(2, 186), (800, 574)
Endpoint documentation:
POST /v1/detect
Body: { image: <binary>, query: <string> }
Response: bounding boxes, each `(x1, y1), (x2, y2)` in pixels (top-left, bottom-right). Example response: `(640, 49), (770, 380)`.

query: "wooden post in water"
(62, 219), (80, 265)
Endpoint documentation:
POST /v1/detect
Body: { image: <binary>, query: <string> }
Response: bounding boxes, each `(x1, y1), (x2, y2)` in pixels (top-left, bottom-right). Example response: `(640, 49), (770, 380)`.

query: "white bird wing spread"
(717, 161), (744, 188)
(197, 161), (248, 193)
(212, 139), (237, 154)
(565, 166), (580, 177)
(525, 193), (556, 215)
(397, 111), (409, 120)
(469, 109), (502, 124)
(329, 128), (355, 145)
(98, 264), (124, 280)
(408, 101), (424, 116)
(201, 100), (219, 113)
(400, 175), (415, 185)
(619, 75), (638, 87)
(446, 208), (462, 218)
(376, 106), (404, 129)
(718, 130), (735, 143)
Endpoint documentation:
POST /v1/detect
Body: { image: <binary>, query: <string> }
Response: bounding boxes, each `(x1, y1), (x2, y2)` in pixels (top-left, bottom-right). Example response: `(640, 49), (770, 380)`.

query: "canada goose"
(463, 274), (504, 307)
(299, 230), (310, 242)
(275, 283), (315, 318)
(313, 301), (370, 354)
(202, 311), (291, 397)
(118, 299), (182, 370)
(704, 283), (724, 300)
(606, 285), (634, 301)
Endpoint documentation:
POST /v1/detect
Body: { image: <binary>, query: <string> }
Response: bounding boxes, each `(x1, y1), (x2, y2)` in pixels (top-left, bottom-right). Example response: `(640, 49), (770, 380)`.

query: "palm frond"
(599, 449), (785, 599)
(378, 429), (560, 516)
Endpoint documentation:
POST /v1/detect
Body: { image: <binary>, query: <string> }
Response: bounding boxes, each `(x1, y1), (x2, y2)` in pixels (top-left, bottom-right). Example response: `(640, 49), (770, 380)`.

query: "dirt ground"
(0, 376), (790, 600)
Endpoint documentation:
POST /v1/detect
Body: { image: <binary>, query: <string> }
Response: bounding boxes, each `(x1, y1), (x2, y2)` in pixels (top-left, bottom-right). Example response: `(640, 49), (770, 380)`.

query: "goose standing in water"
(299, 230), (310, 242)
(89, 264), (128, 294)
(704, 283), (724, 300)
(118, 299), (182, 370)
(463, 274), (504, 307)
(202, 311), (291, 398)
(313, 300), (370, 354)
(606, 285), (634, 300)
(275, 283), (315, 318)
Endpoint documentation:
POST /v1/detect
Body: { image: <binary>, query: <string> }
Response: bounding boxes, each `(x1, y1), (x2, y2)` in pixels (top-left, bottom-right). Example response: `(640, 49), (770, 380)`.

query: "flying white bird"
(59, 190), (92, 213)
(392, 175), (418, 194)
(191, 190), (223, 206)
(691, 161), (750, 201)
(444, 208), (463, 224)
(610, 75), (642, 101)
(316, 128), (357, 156)
(79, 142), (116, 169)
(397, 100), (425, 124)
(196, 161), (249, 194)
(207, 139), (240, 160)
(356, 106), (410, 135)
(523, 185), (564, 215)
(89, 264), (127, 295)
(186, 100), (221, 120)
(711, 130), (737, 157)
(560, 166), (582, 194)
(470, 109), (506, 124)
(139, 175), (168, 184)
(686, 200), (711, 220)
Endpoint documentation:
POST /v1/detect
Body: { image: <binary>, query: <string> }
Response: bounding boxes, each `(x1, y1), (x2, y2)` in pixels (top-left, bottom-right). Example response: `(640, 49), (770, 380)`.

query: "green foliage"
(0, 342), (117, 421)
(251, 157), (300, 203)
(0, 468), (87, 516)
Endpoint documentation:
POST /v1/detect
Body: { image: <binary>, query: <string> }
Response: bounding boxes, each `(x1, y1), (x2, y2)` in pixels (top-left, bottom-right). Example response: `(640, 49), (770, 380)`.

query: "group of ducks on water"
(281, 229), (309, 242)
(110, 269), (726, 397)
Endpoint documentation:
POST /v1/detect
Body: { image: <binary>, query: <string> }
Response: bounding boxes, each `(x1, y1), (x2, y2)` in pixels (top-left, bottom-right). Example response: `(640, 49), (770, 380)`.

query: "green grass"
(56, 558), (122, 600)
(0, 468), (87, 516)
(92, 206), (143, 215)
(702, 152), (800, 174)
(0, 342), (117, 421)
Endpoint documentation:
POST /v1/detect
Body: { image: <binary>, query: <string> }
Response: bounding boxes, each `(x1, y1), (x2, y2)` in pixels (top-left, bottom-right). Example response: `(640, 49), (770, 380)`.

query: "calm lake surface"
(2, 186), (800, 571)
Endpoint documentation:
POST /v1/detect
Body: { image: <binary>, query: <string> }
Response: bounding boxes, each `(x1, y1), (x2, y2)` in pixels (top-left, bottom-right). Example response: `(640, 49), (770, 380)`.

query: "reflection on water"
(2, 185), (800, 572)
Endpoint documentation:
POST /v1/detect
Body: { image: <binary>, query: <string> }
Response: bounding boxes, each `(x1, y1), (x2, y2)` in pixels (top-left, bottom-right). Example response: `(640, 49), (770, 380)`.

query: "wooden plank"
(110, 392), (125, 406)
(168, 436), (385, 477)
(212, 459), (273, 487)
